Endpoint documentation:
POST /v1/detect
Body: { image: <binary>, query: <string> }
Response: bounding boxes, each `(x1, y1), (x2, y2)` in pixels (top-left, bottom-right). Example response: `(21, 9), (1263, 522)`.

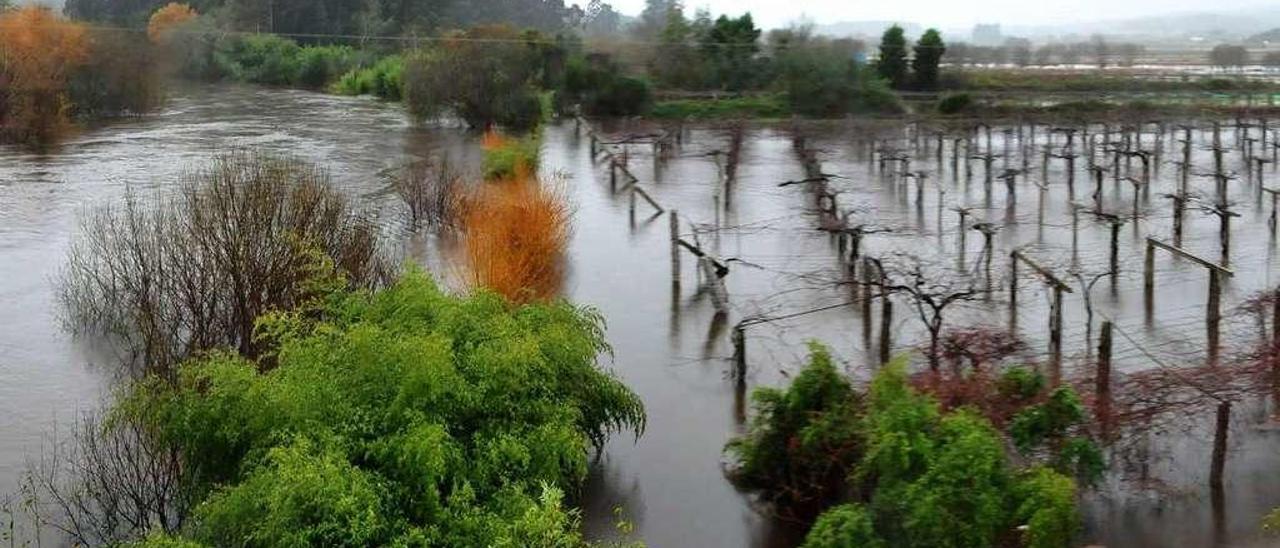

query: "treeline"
(65, 0), (626, 38)
(1208, 44), (1280, 70)
(946, 38), (1147, 68)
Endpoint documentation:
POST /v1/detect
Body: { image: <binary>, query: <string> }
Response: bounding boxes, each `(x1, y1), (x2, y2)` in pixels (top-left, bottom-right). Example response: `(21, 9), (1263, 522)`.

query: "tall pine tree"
(876, 24), (908, 89)
(912, 28), (945, 90)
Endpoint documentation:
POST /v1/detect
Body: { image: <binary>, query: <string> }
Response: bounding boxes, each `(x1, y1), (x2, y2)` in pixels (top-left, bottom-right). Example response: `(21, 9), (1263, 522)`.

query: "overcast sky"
(608, 0), (1273, 31)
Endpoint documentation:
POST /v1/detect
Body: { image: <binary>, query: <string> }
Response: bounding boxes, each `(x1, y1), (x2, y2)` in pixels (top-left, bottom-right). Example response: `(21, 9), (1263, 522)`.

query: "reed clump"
(462, 175), (569, 304)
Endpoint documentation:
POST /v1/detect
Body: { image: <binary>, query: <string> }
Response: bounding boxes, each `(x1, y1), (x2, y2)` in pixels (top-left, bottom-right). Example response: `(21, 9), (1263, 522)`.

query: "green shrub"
(726, 343), (863, 508)
(333, 55), (404, 100)
(295, 45), (358, 89)
(802, 504), (883, 548)
(1013, 467), (1081, 548)
(996, 366), (1044, 401)
(776, 45), (902, 117)
(482, 134), (542, 180)
(403, 26), (545, 130)
(213, 34), (302, 86)
(937, 93), (974, 114)
(799, 358), (1087, 548)
(123, 269), (645, 546)
(563, 54), (652, 116)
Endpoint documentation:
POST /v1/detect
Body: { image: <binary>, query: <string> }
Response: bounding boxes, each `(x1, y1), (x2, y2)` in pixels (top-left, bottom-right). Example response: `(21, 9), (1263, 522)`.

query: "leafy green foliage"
(124, 270), (645, 546)
(936, 93), (974, 114)
(875, 25), (909, 89)
(888, 411), (1010, 547)
(1007, 387), (1103, 484)
(699, 14), (762, 91)
(764, 357), (1092, 548)
(997, 366), (1045, 401)
(776, 44), (902, 116)
(563, 55), (652, 116)
(1264, 507), (1280, 533)
(726, 343), (862, 509)
(213, 34), (303, 86)
(295, 45), (360, 89)
(1013, 467), (1080, 548)
(801, 504), (883, 548)
(403, 26), (546, 130)
(332, 56), (404, 99)
(482, 133), (542, 180)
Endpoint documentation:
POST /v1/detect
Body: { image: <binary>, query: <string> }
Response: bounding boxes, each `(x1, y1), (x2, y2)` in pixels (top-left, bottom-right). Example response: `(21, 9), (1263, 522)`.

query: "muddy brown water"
(3, 83), (1280, 546)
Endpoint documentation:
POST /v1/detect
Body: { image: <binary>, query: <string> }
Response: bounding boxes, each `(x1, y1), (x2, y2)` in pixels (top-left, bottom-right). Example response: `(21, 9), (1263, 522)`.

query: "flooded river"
(3, 83), (1280, 546)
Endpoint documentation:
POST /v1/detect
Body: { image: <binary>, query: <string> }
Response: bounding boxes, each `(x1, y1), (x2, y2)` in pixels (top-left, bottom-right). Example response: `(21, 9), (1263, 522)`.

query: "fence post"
(669, 211), (680, 287)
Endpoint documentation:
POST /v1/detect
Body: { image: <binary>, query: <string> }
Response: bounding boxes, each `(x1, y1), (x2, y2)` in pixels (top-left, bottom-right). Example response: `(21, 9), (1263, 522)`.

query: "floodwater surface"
(2, 84), (1280, 546)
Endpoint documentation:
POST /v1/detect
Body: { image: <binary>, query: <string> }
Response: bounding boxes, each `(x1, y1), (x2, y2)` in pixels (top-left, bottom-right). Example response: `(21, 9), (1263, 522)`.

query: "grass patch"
(480, 131), (541, 181)
(331, 55), (404, 100)
(649, 95), (791, 120)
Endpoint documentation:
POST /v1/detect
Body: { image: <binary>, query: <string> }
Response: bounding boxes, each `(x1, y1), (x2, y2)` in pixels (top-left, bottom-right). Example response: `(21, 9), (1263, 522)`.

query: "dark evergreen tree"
(700, 13), (760, 91)
(876, 24), (909, 89)
(912, 28), (945, 90)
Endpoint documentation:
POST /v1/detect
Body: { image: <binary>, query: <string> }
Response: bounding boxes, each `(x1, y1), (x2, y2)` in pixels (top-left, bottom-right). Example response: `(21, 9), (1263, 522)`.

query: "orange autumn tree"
(147, 3), (198, 45)
(0, 6), (88, 144)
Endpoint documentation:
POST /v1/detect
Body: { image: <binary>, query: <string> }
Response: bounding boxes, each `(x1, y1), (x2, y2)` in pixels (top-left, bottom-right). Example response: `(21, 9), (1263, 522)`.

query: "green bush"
(333, 55), (404, 100)
(802, 504), (883, 548)
(726, 343), (862, 508)
(213, 34), (303, 86)
(937, 93), (974, 115)
(783, 358), (1089, 548)
(1013, 467), (1081, 548)
(482, 134), (542, 180)
(563, 54), (653, 116)
(996, 366), (1044, 401)
(295, 45), (359, 89)
(403, 26), (545, 130)
(776, 45), (902, 117)
(122, 269), (645, 546)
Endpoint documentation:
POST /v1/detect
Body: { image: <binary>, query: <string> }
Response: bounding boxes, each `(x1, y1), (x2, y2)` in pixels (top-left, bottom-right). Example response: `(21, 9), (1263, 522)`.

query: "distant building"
(972, 23), (1003, 46)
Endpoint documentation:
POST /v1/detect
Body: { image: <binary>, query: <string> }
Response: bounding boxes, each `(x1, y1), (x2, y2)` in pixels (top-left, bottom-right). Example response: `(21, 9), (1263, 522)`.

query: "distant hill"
(1005, 7), (1280, 41)
(1246, 28), (1280, 44)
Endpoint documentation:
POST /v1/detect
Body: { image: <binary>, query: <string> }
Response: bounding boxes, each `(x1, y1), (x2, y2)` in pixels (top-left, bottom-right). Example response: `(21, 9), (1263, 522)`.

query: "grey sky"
(608, 0), (1274, 31)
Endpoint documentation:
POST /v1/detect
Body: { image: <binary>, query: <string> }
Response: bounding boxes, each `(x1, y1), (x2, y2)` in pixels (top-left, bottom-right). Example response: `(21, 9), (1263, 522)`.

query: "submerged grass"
(649, 95), (791, 120)
(480, 130), (541, 180)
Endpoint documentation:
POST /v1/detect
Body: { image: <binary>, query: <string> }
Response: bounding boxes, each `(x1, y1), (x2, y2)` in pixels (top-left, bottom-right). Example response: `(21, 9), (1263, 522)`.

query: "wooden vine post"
(1010, 250), (1074, 383)
(1143, 237), (1235, 365)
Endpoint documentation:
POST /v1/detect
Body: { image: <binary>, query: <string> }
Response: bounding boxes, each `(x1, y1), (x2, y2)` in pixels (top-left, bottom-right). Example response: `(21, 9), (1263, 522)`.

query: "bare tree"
(866, 255), (986, 371)
(393, 156), (464, 230)
(59, 151), (393, 380)
(24, 411), (187, 546)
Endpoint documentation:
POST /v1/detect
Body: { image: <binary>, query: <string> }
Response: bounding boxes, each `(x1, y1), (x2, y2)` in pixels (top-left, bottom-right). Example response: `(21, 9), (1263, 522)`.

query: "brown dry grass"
(462, 175), (569, 304)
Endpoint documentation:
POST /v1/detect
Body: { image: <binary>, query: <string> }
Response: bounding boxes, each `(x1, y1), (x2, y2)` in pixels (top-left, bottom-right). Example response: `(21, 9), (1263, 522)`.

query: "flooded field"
(3, 83), (1280, 546)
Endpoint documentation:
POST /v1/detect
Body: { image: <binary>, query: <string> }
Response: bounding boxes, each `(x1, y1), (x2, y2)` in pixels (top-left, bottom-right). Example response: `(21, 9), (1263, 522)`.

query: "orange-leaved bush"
(147, 3), (198, 45)
(0, 6), (89, 143)
(462, 176), (570, 304)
